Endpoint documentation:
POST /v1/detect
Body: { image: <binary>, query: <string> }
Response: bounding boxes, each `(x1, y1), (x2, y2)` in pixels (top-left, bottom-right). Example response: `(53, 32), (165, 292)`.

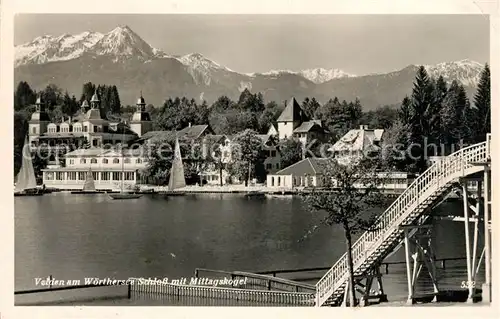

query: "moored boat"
(70, 167), (101, 194)
(161, 137), (187, 197)
(14, 136), (44, 197)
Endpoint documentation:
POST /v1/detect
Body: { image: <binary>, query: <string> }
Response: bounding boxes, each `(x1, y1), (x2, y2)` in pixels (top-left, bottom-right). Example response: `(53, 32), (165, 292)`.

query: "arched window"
(136, 158), (142, 164)
(113, 158), (119, 164)
(91, 158), (97, 164)
(102, 158), (108, 164)
(80, 158), (86, 164)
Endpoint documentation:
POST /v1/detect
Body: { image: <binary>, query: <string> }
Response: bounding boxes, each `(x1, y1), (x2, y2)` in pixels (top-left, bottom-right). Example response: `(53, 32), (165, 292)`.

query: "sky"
(14, 14), (490, 75)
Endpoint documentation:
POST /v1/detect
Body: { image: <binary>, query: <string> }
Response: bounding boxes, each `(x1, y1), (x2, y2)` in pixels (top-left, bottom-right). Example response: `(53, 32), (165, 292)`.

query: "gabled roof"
(177, 124), (212, 140)
(293, 121), (323, 133)
(273, 157), (331, 176)
(277, 97), (308, 122)
(267, 124), (278, 136)
(202, 134), (227, 144)
(330, 127), (384, 153)
(139, 130), (177, 143)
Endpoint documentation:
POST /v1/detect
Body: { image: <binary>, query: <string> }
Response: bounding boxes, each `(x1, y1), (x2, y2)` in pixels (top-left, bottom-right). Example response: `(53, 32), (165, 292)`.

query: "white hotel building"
(42, 147), (148, 191)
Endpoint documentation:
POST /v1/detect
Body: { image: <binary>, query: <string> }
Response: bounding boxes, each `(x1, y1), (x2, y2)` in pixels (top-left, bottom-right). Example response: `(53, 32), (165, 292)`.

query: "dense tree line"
(388, 64), (490, 173)
(14, 62), (490, 180)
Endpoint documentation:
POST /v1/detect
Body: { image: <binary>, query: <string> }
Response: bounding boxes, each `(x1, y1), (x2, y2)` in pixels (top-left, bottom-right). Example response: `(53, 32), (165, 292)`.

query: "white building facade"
(42, 148), (148, 191)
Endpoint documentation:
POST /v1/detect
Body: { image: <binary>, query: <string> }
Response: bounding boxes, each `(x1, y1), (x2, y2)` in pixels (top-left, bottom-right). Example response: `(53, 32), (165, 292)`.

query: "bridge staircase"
(316, 139), (490, 307)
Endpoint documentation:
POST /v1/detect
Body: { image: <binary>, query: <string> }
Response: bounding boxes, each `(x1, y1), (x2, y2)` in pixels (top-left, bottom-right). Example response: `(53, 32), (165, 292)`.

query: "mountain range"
(14, 25), (487, 110)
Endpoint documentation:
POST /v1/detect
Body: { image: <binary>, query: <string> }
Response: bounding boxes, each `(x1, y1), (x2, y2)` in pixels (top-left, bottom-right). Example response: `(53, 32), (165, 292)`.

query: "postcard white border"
(1, 0), (499, 318)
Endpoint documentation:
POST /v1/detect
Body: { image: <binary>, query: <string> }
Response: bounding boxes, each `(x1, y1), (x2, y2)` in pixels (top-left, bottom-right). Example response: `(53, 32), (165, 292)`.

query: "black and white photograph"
(5, 1), (497, 314)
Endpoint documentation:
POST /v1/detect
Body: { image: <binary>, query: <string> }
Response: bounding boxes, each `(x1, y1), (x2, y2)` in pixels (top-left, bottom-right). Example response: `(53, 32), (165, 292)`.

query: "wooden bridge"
(315, 135), (491, 306)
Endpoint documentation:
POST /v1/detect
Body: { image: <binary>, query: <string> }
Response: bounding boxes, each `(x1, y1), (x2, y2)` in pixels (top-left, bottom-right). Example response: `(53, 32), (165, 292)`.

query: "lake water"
(14, 193), (484, 306)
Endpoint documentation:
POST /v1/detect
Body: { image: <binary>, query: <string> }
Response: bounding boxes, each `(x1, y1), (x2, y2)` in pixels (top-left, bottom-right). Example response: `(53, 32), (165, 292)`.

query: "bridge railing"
(315, 140), (488, 306)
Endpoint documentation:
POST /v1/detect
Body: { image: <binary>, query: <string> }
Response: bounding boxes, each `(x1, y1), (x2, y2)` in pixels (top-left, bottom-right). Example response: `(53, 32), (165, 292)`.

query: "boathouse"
(266, 157), (329, 188)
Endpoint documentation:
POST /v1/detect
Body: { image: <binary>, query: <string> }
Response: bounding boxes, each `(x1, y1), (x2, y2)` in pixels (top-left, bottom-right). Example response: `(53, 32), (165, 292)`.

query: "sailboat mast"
(121, 122), (125, 193)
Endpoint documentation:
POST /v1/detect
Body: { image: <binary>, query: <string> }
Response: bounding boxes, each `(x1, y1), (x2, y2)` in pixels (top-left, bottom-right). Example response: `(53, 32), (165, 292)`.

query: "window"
(277, 177), (281, 186)
(45, 172), (54, 180)
(271, 177), (274, 186)
(83, 126), (88, 132)
(112, 172), (121, 181)
(80, 159), (86, 164)
(124, 172), (135, 180)
(92, 140), (98, 147)
(69, 159), (74, 165)
(270, 150), (277, 157)
(68, 172), (77, 180)
(92, 172), (98, 180)
(78, 172), (86, 180)
(276, 163), (280, 169)
(113, 158), (119, 164)
(266, 163), (272, 170)
(91, 158), (97, 164)
(124, 158), (131, 164)
(136, 158), (142, 164)
(56, 172), (65, 180)
(101, 172), (110, 181)
(102, 158), (108, 164)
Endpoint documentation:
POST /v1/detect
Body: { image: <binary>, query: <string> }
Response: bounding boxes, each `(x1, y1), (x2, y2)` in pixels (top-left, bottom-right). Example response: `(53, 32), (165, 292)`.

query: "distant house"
(266, 156), (413, 192)
(267, 124), (278, 137)
(136, 124), (214, 146)
(266, 157), (330, 188)
(329, 125), (384, 165)
(276, 97), (326, 145)
(200, 133), (281, 185)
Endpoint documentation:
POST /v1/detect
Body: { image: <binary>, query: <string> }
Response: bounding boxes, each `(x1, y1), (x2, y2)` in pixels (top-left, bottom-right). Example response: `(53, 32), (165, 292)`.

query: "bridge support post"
(402, 224), (439, 304)
(482, 166), (492, 303)
(461, 182), (476, 303)
(358, 267), (388, 306)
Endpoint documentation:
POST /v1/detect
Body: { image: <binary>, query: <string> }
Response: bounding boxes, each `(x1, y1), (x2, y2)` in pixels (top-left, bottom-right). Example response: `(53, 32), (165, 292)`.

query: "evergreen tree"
(398, 96), (412, 125)
(111, 85), (121, 114)
(473, 63), (491, 142)
(211, 96), (235, 112)
(408, 66), (433, 173)
(14, 81), (37, 111)
(80, 82), (96, 103)
(41, 84), (62, 110)
(61, 91), (74, 116)
(440, 81), (468, 153)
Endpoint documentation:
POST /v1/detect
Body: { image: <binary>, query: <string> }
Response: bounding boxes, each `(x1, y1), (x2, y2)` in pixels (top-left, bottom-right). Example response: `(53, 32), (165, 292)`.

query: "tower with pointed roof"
(130, 92), (152, 137)
(28, 95), (50, 147)
(81, 99), (90, 113)
(276, 97), (309, 140)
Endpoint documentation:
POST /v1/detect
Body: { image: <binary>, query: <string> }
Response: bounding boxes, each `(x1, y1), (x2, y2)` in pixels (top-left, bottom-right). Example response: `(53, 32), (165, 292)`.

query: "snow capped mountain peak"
(15, 26), (166, 66)
(424, 59), (484, 86)
(300, 68), (355, 83)
(177, 52), (232, 71)
(91, 25), (158, 61)
(175, 52), (236, 86)
(248, 68), (354, 83)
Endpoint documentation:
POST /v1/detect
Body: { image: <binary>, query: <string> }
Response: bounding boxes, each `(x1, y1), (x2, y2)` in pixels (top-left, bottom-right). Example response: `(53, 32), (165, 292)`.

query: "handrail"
(194, 268), (315, 291)
(315, 140), (488, 306)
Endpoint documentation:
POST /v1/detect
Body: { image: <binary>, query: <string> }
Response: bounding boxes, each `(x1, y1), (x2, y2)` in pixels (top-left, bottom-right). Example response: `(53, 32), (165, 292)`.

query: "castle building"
(29, 92), (151, 152)
(129, 93), (153, 137)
